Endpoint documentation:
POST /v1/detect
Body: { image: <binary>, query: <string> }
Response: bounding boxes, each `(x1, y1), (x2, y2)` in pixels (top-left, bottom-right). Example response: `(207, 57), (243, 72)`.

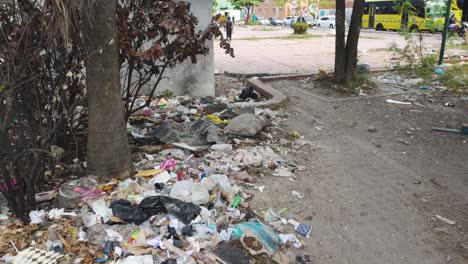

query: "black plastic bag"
(239, 87), (258, 101)
(139, 196), (201, 225)
(109, 200), (148, 225)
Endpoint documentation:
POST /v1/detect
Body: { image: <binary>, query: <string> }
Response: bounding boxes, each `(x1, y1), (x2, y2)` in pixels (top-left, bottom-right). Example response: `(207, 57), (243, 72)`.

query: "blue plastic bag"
(231, 222), (281, 256)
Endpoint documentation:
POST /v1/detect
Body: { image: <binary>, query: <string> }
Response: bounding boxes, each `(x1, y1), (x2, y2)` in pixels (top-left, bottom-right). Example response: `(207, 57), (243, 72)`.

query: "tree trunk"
(84, 0), (132, 180)
(463, 0), (468, 22)
(344, 0), (365, 86)
(334, 0), (346, 83)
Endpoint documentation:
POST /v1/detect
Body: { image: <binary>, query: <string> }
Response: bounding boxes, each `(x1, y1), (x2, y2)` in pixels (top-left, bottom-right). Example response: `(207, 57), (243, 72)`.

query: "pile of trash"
(0, 88), (312, 264)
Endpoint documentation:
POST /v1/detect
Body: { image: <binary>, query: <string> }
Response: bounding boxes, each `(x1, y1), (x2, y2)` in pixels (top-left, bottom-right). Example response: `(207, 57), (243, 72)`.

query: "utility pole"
(438, 0), (453, 65)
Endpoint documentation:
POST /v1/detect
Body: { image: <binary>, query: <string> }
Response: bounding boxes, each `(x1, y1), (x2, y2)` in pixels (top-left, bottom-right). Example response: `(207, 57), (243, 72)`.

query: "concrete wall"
(161, 0), (215, 97)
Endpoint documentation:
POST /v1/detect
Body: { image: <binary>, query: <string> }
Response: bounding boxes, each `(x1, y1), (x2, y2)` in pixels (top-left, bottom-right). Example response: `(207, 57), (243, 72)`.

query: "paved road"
(214, 26), (464, 75)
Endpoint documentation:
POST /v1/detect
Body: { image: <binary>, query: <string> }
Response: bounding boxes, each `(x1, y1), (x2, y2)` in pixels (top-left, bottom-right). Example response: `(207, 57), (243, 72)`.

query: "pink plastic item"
(160, 159), (178, 171)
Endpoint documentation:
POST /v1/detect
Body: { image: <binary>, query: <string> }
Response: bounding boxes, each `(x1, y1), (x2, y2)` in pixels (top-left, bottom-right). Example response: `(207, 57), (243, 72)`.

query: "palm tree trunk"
(84, 0), (132, 180)
(344, 0), (365, 86)
(334, 0), (346, 83)
(462, 0), (468, 22)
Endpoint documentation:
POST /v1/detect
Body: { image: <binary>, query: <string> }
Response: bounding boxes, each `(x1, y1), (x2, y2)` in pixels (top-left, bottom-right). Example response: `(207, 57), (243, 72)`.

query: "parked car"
(291, 15), (317, 28)
(317, 16), (336, 28)
(284, 16), (297, 26)
(268, 17), (284, 26)
(256, 16), (270, 25)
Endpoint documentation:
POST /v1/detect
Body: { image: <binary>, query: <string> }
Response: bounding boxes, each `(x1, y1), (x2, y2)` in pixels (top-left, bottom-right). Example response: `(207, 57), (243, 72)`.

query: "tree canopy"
(231, 0), (264, 9)
(273, 0), (288, 7)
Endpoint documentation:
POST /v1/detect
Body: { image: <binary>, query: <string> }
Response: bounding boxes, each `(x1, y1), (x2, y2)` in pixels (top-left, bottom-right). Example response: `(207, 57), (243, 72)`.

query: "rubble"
(0, 90), (310, 263)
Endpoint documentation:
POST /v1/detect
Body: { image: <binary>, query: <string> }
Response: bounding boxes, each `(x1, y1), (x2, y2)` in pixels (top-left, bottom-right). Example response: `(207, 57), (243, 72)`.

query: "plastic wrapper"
(231, 222), (281, 256)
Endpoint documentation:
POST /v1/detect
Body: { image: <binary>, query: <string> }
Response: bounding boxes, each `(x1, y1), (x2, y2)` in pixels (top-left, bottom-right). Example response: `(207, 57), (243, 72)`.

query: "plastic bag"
(231, 222), (281, 256)
(169, 181), (209, 205)
(139, 196), (201, 225)
(208, 174), (232, 194)
(29, 210), (46, 224)
(160, 159), (178, 171)
(90, 199), (113, 223)
(58, 177), (98, 209)
(109, 200), (148, 225)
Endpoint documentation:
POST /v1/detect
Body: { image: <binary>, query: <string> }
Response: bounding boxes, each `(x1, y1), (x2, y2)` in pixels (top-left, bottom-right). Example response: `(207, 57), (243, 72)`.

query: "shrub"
(350, 73), (377, 94)
(293, 22), (309, 34)
(246, 21), (262, 26)
(438, 64), (468, 95)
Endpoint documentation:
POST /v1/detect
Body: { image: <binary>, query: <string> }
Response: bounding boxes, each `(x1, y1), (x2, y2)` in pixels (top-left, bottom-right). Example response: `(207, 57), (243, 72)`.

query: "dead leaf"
(110, 216), (126, 223)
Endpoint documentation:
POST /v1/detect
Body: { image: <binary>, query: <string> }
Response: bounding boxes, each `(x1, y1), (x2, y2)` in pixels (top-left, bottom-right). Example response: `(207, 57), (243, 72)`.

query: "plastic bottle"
(47, 227), (64, 254)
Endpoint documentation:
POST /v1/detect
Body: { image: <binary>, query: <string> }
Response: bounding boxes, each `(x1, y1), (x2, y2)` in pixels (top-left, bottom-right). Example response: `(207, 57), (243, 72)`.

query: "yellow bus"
(362, 0), (463, 32)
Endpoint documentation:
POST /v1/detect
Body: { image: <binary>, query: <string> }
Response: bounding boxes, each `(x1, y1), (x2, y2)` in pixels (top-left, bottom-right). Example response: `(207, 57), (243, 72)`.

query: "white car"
(283, 16), (297, 26)
(317, 16), (336, 28)
(256, 16), (270, 25)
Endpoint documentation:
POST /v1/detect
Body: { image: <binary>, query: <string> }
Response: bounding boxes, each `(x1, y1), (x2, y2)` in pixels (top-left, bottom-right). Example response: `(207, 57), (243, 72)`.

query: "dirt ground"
(216, 75), (468, 263)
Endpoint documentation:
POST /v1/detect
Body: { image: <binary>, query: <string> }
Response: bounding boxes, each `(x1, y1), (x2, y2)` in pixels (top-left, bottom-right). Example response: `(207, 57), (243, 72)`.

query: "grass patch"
(461, 42), (468, 50)
(438, 64), (468, 95)
(315, 71), (377, 95)
(245, 22), (262, 26)
(258, 28), (277, 31)
(237, 34), (320, 41)
(350, 73), (377, 94)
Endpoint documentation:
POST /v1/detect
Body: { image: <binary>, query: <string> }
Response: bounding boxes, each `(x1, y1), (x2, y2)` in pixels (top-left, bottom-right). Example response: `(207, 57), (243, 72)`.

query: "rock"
(224, 114), (269, 137)
(51, 145), (65, 161)
(368, 126), (378, 133)
(285, 251), (297, 264)
(396, 139), (410, 145)
(435, 215), (456, 225)
(279, 138), (291, 145)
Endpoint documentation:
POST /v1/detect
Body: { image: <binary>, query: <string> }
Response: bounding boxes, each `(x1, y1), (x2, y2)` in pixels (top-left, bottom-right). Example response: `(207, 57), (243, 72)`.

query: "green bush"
(350, 73), (377, 94)
(293, 22), (308, 34)
(438, 64), (468, 95)
(246, 21), (262, 26)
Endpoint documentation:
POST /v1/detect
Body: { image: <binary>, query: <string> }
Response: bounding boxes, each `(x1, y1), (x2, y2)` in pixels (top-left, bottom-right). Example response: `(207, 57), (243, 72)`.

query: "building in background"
(253, 0), (356, 21)
(214, 0), (244, 22)
(254, 0), (313, 19)
(318, 0), (354, 22)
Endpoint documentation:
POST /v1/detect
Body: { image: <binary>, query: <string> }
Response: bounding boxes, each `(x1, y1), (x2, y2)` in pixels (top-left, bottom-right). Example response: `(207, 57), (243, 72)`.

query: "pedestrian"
(448, 13), (459, 33)
(226, 17), (233, 42)
(232, 15), (235, 25)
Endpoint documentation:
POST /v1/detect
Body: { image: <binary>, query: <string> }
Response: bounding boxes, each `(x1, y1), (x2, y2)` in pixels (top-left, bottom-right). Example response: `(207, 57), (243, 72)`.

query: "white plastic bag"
(169, 181), (209, 205)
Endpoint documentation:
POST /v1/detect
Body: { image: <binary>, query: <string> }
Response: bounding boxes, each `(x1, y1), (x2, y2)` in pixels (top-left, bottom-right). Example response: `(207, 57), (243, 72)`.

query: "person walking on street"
(226, 17), (233, 42)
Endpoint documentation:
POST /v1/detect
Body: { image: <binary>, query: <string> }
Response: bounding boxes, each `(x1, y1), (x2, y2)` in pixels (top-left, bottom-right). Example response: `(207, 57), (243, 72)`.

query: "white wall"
(162, 0), (215, 97)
